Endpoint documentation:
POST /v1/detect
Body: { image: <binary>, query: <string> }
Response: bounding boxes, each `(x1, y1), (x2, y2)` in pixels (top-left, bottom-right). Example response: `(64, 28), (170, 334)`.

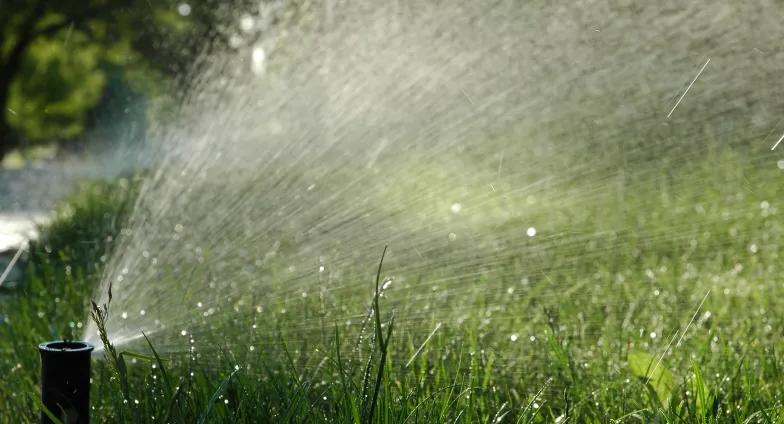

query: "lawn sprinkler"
(39, 340), (94, 424)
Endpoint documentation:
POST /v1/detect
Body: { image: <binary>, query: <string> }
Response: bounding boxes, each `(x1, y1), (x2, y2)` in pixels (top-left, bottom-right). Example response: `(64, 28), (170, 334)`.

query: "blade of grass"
(197, 368), (239, 424)
(28, 391), (64, 424)
(364, 246), (393, 424)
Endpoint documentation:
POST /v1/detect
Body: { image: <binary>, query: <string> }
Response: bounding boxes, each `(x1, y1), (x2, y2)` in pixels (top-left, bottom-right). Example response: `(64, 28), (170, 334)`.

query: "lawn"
(1, 144), (783, 423)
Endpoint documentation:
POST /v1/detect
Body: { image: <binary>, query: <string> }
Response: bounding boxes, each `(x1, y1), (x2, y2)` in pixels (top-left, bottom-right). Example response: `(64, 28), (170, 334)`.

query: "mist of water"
(84, 0), (784, 362)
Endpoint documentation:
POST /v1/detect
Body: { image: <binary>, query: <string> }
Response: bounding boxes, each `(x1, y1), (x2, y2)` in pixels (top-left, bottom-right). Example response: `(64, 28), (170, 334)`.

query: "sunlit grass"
(0, 147), (783, 422)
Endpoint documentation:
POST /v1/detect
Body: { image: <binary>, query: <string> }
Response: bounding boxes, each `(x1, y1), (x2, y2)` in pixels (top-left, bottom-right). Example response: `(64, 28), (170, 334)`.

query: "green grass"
(2, 148), (784, 423)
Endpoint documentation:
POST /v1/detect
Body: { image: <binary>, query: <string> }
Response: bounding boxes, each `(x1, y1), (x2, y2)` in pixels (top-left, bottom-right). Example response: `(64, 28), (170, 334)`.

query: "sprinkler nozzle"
(38, 340), (94, 424)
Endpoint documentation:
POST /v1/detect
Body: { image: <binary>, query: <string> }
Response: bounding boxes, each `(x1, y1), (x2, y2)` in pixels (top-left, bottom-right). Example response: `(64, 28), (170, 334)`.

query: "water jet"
(38, 340), (94, 424)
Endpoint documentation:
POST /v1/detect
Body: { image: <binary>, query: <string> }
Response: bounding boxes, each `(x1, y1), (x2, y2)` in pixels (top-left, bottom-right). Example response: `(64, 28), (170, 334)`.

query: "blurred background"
(0, 0), (261, 257)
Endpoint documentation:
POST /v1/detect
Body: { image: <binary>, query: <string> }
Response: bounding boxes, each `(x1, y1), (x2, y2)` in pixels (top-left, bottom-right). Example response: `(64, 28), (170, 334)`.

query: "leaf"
(628, 351), (674, 406)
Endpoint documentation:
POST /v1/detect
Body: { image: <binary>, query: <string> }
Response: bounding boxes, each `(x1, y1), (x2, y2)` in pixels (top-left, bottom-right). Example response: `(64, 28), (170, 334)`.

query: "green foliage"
(0, 0), (222, 154)
(31, 176), (140, 271)
(7, 31), (106, 140)
(628, 351), (674, 407)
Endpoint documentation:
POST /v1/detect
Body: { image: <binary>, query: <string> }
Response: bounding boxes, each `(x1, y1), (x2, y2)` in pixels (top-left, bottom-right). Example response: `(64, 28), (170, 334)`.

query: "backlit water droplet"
(177, 3), (191, 17)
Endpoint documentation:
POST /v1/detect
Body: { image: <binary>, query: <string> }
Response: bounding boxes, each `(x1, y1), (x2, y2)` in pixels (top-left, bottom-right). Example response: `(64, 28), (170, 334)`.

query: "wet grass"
(2, 150), (784, 423)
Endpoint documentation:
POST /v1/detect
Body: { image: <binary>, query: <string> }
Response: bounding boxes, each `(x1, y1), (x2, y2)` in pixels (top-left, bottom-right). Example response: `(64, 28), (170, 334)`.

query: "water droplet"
(177, 3), (191, 16)
(240, 14), (254, 32)
(174, 224), (184, 233)
(319, 265), (325, 273)
(510, 334), (518, 342)
(121, 312), (128, 319)
(650, 332), (657, 339)
(450, 203), (462, 214)
(448, 232), (457, 241)
(251, 46), (266, 75)
(181, 330), (187, 336)
(526, 227), (537, 237)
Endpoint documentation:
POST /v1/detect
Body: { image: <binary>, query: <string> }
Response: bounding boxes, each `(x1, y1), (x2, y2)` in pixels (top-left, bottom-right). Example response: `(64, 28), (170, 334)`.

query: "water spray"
(38, 340), (94, 424)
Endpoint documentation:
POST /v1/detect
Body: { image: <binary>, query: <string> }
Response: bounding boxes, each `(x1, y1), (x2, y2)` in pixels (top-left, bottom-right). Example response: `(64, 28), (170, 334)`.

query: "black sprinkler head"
(39, 340), (94, 424)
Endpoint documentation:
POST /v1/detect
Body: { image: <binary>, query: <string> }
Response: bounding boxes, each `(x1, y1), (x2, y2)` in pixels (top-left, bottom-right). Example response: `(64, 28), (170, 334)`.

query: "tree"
(0, 0), (225, 161)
